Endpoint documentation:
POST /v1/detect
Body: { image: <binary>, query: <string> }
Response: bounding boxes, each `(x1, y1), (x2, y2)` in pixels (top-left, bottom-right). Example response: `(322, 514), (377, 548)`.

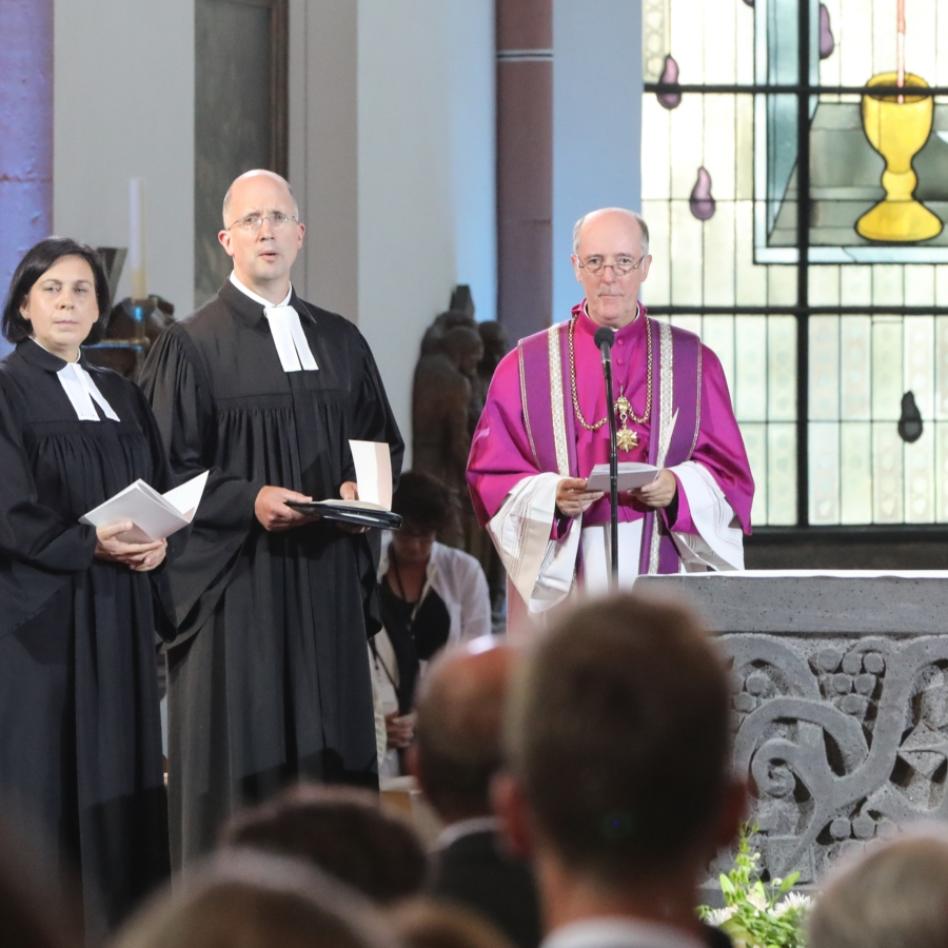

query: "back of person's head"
(505, 592), (733, 886)
(111, 851), (398, 948)
(390, 897), (516, 948)
(809, 824), (948, 948)
(0, 825), (75, 948)
(220, 783), (428, 904)
(411, 637), (516, 822)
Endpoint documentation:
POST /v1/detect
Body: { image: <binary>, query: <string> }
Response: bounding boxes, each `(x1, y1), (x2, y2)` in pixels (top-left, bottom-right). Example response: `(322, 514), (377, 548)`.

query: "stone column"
(0, 0), (53, 354)
(496, 0), (553, 342)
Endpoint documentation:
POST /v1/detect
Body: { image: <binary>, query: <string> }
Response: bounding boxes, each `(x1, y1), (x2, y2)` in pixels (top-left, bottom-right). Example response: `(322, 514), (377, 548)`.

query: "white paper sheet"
(586, 462), (659, 492)
(348, 439), (393, 508)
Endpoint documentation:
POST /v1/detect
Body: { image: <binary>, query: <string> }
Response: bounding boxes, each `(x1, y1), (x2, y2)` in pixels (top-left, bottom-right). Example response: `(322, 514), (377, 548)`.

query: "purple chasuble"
(466, 301), (754, 578)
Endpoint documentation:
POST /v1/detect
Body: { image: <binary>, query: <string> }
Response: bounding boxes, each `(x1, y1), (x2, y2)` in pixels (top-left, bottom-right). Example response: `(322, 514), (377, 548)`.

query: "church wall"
(551, 0), (643, 320)
(53, 0), (195, 317)
(289, 0), (496, 466)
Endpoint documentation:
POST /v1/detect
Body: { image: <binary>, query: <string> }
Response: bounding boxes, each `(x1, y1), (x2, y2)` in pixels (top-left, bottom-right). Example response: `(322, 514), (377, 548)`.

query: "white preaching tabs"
(80, 470), (209, 543)
(228, 272), (318, 373)
(263, 304), (319, 372)
(56, 362), (120, 421)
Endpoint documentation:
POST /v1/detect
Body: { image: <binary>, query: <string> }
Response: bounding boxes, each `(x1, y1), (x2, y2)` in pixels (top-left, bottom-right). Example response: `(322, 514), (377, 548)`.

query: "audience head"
(501, 592), (739, 890)
(411, 636), (516, 823)
(390, 897), (516, 948)
(2, 237), (110, 349)
(390, 471), (454, 565)
(220, 783), (428, 905)
(808, 824), (948, 948)
(112, 850), (396, 948)
(0, 825), (75, 948)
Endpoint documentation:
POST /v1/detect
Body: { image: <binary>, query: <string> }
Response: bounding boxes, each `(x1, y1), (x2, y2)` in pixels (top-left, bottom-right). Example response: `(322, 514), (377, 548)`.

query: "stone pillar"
(496, 0), (553, 343)
(0, 0), (53, 354)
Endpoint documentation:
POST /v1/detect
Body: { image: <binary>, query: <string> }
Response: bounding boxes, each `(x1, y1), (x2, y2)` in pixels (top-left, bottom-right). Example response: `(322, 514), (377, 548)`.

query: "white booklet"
(586, 462), (660, 492)
(80, 470), (209, 542)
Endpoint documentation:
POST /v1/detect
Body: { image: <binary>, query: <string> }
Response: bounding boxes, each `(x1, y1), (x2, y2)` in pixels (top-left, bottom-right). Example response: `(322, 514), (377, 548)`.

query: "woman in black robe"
(0, 238), (170, 938)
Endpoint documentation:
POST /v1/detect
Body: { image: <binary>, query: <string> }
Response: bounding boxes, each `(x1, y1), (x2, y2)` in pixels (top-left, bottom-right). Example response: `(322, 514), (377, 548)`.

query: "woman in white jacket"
(370, 471), (491, 777)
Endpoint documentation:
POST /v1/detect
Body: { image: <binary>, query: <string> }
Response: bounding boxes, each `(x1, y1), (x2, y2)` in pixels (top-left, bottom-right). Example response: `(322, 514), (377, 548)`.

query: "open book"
(285, 440), (402, 529)
(80, 470), (209, 542)
(586, 462), (660, 492)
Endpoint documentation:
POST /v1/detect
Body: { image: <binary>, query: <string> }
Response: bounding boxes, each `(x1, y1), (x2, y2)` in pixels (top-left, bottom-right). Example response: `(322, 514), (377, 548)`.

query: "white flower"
(703, 906), (736, 927)
(774, 892), (812, 917)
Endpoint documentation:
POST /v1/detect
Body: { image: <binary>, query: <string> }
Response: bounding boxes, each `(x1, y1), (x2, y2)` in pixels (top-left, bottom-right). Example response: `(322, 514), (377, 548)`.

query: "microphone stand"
(594, 328), (620, 586)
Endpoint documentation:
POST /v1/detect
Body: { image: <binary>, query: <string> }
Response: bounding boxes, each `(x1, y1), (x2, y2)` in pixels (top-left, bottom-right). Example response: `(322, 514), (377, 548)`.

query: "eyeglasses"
(227, 210), (299, 232)
(576, 254), (647, 275)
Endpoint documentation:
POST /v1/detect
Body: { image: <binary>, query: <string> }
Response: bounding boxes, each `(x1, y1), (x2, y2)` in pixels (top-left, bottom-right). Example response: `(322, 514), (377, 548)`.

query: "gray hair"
(808, 824), (948, 948)
(221, 170), (300, 226)
(572, 208), (650, 257)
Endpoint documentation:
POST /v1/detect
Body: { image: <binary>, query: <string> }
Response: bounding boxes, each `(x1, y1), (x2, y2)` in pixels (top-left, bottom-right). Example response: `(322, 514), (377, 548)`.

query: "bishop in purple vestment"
(466, 208), (754, 623)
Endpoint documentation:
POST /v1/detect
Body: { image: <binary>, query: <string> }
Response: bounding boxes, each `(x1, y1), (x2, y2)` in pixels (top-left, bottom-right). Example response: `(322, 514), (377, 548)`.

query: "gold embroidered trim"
(548, 325), (570, 476)
(648, 321), (674, 574)
(518, 343), (539, 466)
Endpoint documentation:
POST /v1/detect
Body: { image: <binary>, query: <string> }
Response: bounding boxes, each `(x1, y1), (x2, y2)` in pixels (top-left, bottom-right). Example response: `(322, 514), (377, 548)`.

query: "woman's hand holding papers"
(94, 521), (167, 570)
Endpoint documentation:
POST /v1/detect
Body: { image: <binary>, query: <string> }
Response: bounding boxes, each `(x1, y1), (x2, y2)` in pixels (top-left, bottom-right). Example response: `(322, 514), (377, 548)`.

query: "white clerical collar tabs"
(263, 303), (319, 373)
(56, 361), (120, 422)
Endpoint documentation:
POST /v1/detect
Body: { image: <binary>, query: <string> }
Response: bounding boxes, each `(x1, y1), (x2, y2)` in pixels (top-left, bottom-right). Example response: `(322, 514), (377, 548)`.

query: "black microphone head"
(594, 327), (615, 350)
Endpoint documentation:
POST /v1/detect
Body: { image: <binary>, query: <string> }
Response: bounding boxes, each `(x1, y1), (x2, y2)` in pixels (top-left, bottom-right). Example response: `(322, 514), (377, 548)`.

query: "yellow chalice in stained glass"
(856, 71), (943, 242)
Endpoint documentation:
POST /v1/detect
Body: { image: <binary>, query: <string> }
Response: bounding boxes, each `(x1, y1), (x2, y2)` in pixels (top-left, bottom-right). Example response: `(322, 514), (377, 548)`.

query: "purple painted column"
(0, 0), (53, 356)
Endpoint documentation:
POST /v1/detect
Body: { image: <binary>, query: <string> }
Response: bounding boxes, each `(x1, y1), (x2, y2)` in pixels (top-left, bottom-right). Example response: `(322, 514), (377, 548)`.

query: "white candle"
(128, 177), (147, 299)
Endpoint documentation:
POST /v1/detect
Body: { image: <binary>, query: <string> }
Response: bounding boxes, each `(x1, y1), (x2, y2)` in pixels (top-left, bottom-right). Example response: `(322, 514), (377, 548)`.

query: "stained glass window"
(643, 0), (948, 526)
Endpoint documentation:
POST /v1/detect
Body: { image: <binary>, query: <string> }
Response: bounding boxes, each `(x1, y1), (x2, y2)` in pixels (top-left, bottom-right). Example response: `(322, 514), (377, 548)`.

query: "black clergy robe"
(139, 281), (404, 867)
(0, 340), (170, 938)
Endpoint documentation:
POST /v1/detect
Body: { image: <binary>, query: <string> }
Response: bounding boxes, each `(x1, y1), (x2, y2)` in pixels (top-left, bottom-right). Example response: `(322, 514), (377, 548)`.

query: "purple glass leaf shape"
(657, 54), (681, 110)
(819, 4), (835, 59)
(689, 166), (716, 221)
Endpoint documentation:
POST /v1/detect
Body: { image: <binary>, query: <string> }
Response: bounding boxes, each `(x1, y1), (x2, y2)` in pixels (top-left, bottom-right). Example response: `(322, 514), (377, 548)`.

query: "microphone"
(594, 326), (615, 366)
(592, 326), (619, 586)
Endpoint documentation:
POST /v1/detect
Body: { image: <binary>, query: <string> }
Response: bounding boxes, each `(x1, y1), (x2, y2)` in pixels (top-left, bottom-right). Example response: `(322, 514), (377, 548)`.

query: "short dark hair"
(506, 592), (731, 885)
(413, 641), (512, 821)
(2, 237), (111, 345)
(221, 784), (428, 905)
(392, 471), (453, 535)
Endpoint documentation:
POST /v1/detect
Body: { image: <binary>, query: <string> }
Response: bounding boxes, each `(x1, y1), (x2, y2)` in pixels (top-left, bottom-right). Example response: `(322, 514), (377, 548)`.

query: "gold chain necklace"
(568, 312), (653, 452)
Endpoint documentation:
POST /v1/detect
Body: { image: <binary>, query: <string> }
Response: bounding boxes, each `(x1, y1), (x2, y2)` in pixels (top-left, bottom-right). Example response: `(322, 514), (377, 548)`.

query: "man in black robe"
(140, 169), (403, 867)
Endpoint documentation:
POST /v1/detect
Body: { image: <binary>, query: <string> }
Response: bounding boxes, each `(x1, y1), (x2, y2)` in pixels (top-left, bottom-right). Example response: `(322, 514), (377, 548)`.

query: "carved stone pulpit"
(636, 571), (948, 891)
